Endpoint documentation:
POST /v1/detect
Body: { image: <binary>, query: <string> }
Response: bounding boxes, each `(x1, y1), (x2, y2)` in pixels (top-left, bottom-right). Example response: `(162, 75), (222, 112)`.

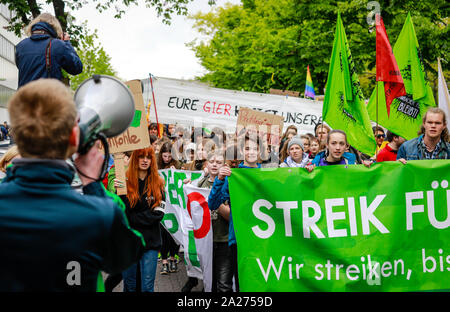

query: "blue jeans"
(122, 249), (158, 292)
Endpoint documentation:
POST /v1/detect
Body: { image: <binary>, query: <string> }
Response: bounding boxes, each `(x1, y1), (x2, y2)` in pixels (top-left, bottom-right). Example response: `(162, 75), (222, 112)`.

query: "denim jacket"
(397, 135), (450, 160)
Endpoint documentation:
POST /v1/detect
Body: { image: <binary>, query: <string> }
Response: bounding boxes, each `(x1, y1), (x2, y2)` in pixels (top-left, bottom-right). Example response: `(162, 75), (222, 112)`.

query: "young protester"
(0, 145), (20, 181)
(280, 125), (298, 152)
(314, 122), (331, 150)
(181, 151), (233, 292)
(306, 130), (373, 171)
(157, 141), (181, 274)
(279, 136), (309, 168)
(300, 135), (311, 154)
(182, 138), (209, 171)
(308, 137), (321, 159)
(15, 13), (82, 87)
(202, 152), (232, 292)
(0, 79), (145, 291)
(157, 141), (181, 170)
(208, 134), (262, 292)
(373, 126), (388, 155)
(119, 147), (166, 292)
(148, 123), (159, 137)
(376, 131), (406, 162)
(397, 107), (449, 162)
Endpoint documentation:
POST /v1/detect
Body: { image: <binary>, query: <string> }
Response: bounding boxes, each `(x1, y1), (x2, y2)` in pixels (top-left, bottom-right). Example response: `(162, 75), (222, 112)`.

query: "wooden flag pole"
(149, 73), (161, 137)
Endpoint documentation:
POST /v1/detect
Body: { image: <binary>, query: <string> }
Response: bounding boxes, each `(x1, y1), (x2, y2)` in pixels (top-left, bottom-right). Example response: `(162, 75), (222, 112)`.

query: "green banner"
(229, 161), (450, 291)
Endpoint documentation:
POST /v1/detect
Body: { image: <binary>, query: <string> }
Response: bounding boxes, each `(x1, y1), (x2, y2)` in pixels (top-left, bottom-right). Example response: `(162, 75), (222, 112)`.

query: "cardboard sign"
(113, 153), (127, 196)
(236, 107), (284, 146)
(269, 88), (300, 97)
(106, 80), (150, 154)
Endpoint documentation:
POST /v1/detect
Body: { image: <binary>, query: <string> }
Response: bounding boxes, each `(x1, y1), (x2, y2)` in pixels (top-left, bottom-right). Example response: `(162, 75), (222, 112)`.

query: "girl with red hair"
(119, 146), (165, 292)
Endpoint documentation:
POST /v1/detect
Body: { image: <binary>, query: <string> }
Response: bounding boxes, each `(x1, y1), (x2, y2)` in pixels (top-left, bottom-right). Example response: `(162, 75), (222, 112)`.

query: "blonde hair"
(8, 79), (77, 159)
(0, 145), (20, 172)
(25, 12), (63, 38)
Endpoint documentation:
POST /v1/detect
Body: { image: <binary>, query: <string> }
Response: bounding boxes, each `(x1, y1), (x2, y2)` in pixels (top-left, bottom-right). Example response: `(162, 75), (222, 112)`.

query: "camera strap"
(45, 38), (53, 78)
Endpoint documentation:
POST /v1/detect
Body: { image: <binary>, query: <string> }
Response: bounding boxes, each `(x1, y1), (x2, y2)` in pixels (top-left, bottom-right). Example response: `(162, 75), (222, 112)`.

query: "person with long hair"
(119, 147), (166, 292)
(157, 141), (181, 169)
(279, 136), (309, 168)
(306, 130), (372, 171)
(157, 141), (181, 274)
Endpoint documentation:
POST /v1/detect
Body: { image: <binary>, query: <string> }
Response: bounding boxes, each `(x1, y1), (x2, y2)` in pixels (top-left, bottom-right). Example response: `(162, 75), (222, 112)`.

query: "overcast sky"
(67, 0), (239, 81)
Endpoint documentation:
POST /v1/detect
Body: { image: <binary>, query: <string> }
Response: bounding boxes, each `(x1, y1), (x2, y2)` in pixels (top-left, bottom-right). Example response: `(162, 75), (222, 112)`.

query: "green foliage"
(68, 23), (118, 91)
(189, 0), (449, 98)
(0, 0), (216, 47)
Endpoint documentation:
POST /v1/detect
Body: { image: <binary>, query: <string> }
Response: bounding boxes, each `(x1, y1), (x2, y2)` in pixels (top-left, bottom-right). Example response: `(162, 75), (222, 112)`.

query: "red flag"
(376, 14), (406, 117)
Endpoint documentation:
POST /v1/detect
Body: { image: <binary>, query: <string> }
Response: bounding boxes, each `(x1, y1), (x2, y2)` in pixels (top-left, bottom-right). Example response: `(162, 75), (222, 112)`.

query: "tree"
(0, 0), (217, 47)
(188, 0), (449, 97)
(68, 23), (117, 91)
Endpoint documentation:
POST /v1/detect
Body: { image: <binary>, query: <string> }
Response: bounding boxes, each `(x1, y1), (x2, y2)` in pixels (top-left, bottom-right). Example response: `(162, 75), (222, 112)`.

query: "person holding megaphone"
(0, 78), (145, 291)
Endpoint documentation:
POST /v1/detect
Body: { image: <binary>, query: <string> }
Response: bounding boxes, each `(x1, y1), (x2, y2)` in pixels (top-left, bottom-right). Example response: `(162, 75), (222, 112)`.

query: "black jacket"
(120, 179), (165, 251)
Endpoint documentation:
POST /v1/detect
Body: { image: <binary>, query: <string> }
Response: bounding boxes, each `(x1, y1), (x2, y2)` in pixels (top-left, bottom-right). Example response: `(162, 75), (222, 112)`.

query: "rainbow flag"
(304, 65), (315, 100)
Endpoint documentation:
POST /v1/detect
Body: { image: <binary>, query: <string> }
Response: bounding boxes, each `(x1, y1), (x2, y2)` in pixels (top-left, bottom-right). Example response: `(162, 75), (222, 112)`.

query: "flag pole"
(149, 73), (161, 138)
(375, 14), (379, 159)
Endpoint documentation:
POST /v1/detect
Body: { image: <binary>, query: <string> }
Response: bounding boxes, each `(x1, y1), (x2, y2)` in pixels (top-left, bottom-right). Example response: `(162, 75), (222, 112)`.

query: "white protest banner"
(158, 169), (213, 292)
(183, 184), (213, 292)
(142, 77), (323, 134)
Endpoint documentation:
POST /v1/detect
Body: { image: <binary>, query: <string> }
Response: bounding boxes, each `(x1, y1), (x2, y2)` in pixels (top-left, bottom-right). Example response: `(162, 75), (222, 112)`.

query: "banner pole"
(149, 73), (161, 138)
(375, 14), (379, 159)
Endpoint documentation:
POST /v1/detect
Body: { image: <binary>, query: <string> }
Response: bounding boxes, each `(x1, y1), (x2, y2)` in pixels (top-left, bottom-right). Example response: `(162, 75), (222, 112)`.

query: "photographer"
(15, 13), (83, 87)
(0, 79), (145, 291)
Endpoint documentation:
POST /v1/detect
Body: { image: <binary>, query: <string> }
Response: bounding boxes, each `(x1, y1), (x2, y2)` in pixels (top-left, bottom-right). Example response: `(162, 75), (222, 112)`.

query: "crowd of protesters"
(0, 11), (449, 293)
(92, 106), (448, 292)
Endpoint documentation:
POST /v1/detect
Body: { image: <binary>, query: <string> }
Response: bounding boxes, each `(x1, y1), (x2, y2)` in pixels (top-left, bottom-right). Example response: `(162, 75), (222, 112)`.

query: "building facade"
(0, 4), (21, 123)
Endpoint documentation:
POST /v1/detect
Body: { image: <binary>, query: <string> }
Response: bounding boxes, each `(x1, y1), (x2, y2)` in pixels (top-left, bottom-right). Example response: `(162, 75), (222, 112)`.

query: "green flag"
(322, 13), (376, 156)
(367, 13), (435, 140)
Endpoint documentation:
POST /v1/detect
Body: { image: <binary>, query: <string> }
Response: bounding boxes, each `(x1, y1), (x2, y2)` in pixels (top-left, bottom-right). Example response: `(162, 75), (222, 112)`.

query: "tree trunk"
(52, 0), (67, 32)
(26, 0), (41, 18)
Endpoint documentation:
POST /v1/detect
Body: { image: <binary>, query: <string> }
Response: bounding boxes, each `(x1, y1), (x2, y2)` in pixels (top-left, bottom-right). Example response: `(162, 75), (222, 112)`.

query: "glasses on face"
(376, 134), (385, 139)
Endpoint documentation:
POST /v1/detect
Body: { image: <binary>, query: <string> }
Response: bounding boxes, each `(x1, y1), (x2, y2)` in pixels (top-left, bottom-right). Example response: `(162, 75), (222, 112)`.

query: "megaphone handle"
(73, 133), (109, 183)
(98, 132), (109, 181)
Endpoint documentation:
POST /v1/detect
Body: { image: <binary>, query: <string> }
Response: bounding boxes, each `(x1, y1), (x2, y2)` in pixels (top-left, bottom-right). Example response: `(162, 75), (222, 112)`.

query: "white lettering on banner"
(325, 198), (347, 238)
(359, 195), (389, 235)
(275, 201), (298, 237)
(256, 255), (414, 285)
(252, 199), (276, 239)
(405, 182), (450, 231)
(302, 200), (325, 239)
(253, 197), (389, 239)
(257, 254), (412, 283)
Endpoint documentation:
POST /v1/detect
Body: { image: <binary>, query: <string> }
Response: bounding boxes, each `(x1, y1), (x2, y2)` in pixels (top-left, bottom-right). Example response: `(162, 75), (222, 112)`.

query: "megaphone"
(74, 75), (135, 179)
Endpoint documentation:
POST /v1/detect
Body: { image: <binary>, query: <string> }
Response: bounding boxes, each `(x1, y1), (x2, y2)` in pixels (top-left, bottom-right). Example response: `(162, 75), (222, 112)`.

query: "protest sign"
(229, 160), (450, 291)
(106, 80), (150, 154)
(159, 169), (213, 291)
(142, 77), (322, 134)
(113, 153), (127, 195)
(237, 107), (284, 146)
